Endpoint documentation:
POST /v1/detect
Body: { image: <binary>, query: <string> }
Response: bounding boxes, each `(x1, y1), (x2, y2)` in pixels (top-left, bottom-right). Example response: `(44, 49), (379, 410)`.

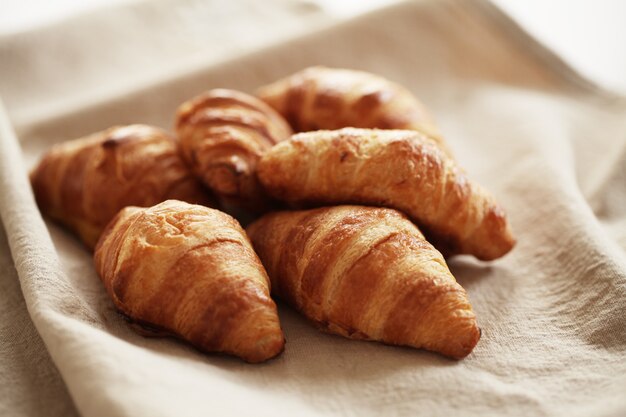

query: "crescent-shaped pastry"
(247, 205), (481, 359)
(30, 124), (214, 249)
(256, 66), (451, 155)
(176, 89), (292, 212)
(94, 200), (285, 363)
(257, 128), (515, 260)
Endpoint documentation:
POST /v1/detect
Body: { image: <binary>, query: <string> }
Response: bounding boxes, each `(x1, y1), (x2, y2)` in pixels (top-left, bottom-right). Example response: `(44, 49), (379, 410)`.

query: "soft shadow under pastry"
(94, 199), (285, 363)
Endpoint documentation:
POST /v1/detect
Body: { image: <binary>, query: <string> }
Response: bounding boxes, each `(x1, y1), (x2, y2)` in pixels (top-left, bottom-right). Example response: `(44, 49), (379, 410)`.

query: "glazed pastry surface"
(256, 66), (450, 155)
(94, 200), (285, 363)
(31, 124), (213, 248)
(247, 205), (480, 359)
(257, 128), (515, 260)
(176, 89), (292, 212)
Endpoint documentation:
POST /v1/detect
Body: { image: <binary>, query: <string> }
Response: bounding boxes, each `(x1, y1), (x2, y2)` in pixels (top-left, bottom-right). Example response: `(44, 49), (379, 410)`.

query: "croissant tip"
(241, 332), (286, 364)
(447, 323), (482, 360)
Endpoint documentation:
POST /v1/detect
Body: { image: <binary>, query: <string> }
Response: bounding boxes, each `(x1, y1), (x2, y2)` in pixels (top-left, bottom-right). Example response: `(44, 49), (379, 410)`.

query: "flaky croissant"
(256, 66), (451, 155)
(247, 205), (480, 359)
(94, 200), (285, 363)
(30, 124), (214, 249)
(176, 89), (292, 212)
(257, 128), (515, 260)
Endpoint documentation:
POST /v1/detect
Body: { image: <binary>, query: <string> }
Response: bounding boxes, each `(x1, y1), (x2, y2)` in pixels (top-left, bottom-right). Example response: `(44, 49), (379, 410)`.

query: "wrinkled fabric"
(1, 1), (625, 417)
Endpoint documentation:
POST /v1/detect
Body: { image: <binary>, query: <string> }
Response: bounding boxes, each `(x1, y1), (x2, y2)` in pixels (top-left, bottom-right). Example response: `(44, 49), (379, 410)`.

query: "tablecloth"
(1, 1), (625, 416)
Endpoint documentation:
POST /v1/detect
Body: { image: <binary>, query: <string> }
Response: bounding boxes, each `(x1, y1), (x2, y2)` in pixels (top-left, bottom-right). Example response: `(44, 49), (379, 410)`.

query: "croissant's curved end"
(94, 199), (285, 363)
(454, 323), (482, 360)
(433, 325), (481, 360)
(415, 298), (481, 360)
(237, 319), (286, 364)
(474, 205), (517, 261)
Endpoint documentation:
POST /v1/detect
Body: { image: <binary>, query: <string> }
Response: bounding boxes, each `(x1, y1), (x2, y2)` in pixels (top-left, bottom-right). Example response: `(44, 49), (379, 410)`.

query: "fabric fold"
(1, 1), (625, 416)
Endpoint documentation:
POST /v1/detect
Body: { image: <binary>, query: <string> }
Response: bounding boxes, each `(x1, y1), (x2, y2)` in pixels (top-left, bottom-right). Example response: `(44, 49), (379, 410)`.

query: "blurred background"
(1, 0), (625, 130)
(2, 0), (625, 91)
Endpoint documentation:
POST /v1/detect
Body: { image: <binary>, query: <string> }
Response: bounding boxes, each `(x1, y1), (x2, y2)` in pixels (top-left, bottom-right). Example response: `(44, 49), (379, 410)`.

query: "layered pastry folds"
(256, 66), (451, 155)
(30, 124), (213, 248)
(257, 128), (515, 260)
(176, 89), (292, 212)
(247, 205), (481, 359)
(94, 200), (285, 363)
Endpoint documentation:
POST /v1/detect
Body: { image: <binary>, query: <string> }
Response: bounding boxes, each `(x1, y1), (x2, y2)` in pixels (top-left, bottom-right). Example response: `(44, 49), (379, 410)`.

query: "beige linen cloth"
(1, 0), (626, 416)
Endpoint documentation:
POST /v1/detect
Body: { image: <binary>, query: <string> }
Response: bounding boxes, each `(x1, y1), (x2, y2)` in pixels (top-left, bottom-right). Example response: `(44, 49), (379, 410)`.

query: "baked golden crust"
(30, 124), (214, 249)
(256, 66), (451, 155)
(94, 200), (285, 363)
(247, 205), (480, 359)
(176, 89), (292, 212)
(257, 128), (515, 260)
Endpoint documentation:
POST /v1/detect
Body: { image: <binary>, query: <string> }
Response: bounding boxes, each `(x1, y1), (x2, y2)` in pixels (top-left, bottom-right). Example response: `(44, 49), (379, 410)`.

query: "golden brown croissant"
(176, 89), (292, 212)
(247, 205), (480, 359)
(257, 128), (515, 261)
(94, 200), (285, 363)
(30, 124), (214, 249)
(256, 66), (451, 155)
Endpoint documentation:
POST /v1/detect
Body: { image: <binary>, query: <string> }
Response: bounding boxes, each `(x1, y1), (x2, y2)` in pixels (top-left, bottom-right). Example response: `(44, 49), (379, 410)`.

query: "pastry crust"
(256, 66), (451, 155)
(30, 124), (214, 249)
(176, 89), (292, 212)
(94, 200), (285, 363)
(257, 128), (515, 260)
(247, 205), (480, 359)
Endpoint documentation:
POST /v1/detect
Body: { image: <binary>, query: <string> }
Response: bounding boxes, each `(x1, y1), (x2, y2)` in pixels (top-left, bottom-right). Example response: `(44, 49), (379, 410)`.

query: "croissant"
(257, 128), (515, 260)
(247, 205), (480, 359)
(94, 200), (285, 363)
(256, 66), (451, 155)
(176, 89), (292, 212)
(30, 124), (214, 249)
